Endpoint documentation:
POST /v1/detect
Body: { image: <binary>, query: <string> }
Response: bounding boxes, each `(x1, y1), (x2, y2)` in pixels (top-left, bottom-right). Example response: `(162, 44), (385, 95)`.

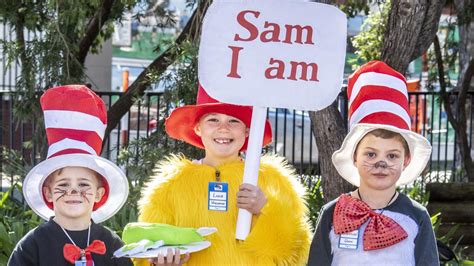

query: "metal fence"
(0, 89), (473, 193)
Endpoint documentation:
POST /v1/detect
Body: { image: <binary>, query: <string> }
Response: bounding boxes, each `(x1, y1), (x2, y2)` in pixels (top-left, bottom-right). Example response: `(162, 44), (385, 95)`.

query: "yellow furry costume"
(135, 154), (311, 265)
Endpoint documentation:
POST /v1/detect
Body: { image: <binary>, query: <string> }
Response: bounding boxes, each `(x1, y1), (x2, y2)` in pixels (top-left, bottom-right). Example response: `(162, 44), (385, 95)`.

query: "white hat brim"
(23, 154), (129, 223)
(332, 124), (432, 186)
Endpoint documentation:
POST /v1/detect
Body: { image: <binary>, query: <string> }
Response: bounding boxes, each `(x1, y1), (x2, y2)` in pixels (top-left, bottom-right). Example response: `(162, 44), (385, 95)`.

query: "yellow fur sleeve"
(132, 258), (150, 266)
(241, 157), (311, 265)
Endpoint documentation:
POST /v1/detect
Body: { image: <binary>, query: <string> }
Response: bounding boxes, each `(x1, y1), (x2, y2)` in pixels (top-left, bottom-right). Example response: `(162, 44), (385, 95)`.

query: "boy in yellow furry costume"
(135, 85), (311, 265)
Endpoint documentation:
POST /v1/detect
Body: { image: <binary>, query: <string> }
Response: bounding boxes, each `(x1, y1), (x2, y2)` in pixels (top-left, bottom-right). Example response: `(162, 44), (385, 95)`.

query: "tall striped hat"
(332, 61), (431, 186)
(23, 85), (129, 223)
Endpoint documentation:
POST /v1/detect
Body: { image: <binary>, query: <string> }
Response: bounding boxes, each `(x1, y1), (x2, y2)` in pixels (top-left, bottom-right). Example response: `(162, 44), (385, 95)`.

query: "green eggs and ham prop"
(114, 222), (217, 258)
(199, 0), (347, 239)
(114, 239), (165, 258)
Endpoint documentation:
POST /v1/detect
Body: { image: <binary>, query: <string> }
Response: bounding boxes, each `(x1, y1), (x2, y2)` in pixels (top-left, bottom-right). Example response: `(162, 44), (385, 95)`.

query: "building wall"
(84, 39), (113, 91)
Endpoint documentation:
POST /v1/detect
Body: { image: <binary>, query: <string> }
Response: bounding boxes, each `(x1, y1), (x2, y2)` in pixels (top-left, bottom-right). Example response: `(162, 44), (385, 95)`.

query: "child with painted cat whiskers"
(308, 61), (439, 266)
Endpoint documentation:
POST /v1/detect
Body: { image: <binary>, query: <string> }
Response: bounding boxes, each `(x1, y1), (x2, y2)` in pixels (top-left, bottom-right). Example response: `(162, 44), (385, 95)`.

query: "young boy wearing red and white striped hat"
(308, 61), (438, 265)
(8, 85), (132, 266)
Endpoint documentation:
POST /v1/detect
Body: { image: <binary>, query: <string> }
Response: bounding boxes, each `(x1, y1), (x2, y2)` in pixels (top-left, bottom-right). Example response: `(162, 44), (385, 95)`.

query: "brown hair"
(356, 129), (410, 157)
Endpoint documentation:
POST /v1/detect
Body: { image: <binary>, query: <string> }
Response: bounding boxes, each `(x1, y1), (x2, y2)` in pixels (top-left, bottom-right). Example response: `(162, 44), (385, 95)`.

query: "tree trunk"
(382, 0), (445, 73)
(309, 102), (353, 202)
(410, 0), (445, 61)
(454, 0), (472, 68)
(434, 0), (474, 182)
(308, 0), (352, 203)
(77, 0), (117, 65)
(434, 35), (474, 181)
(454, 0), (474, 181)
(452, 59), (474, 181)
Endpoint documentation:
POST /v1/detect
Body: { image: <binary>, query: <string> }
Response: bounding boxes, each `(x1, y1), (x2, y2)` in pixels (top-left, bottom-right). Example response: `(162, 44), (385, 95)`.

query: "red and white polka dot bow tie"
(333, 194), (408, 250)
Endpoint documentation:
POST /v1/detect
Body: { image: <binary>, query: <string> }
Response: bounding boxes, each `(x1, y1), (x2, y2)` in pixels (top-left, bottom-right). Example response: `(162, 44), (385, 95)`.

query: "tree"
(310, 0), (445, 202)
(1, 0), (203, 161)
(0, 0), (212, 146)
(0, 0), (137, 159)
(104, 0), (211, 139)
(1, 0), (137, 103)
(433, 0), (474, 181)
(381, 0), (445, 71)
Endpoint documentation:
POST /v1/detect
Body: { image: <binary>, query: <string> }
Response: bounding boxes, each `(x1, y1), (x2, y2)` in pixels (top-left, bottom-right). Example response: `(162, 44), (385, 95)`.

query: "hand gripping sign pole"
(198, 0), (347, 240)
(236, 106), (267, 239)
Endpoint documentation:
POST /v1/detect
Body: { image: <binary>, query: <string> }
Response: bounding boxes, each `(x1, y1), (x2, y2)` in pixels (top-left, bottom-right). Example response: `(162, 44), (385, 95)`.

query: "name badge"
(208, 182), (228, 211)
(75, 261), (84, 266)
(338, 229), (359, 250)
(75, 261), (94, 266)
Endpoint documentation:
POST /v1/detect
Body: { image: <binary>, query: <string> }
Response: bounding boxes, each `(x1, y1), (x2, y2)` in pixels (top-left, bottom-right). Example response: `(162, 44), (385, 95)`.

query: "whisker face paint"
(54, 188), (68, 201)
(53, 187), (94, 203)
(362, 161), (398, 172)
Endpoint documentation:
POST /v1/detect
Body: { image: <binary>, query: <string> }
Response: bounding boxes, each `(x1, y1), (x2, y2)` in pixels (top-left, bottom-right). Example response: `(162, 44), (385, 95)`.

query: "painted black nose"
(374, 161), (388, 169)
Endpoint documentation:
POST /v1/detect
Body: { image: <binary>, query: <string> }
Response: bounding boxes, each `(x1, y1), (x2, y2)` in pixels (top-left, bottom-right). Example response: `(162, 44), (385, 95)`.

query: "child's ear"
(403, 155), (411, 169)
(194, 124), (202, 137)
(352, 152), (358, 166)
(95, 187), (106, 203)
(245, 127), (249, 138)
(42, 186), (53, 203)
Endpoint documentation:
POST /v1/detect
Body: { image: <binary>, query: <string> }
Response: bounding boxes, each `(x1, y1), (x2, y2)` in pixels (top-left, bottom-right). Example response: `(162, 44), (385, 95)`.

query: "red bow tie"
(333, 194), (408, 250)
(63, 240), (106, 265)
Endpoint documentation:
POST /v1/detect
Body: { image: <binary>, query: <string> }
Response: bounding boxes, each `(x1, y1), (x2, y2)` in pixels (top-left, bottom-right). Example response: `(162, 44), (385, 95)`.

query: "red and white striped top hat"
(332, 61), (431, 186)
(23, 85), (129, 223)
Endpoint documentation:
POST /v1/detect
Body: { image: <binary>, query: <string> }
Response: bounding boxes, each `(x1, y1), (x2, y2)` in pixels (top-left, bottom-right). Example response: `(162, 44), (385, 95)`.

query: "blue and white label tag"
(75, 260), (94, 266)
(338, 229), (359, 250)
(208, 182), (228, 211)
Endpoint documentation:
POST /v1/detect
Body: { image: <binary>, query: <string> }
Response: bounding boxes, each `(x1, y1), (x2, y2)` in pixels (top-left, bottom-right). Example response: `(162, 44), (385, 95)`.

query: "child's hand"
(147, 248), (190, 265)
(236, 184), (268, 215)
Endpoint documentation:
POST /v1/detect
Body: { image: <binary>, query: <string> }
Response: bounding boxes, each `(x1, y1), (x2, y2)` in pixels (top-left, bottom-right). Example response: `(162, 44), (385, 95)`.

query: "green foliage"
(104, 41), (202, 232)
(0, 0), (138, 160)
(400, 180), (430, 206)
(431, 213), (474, 265)
(103, 199), (138, 237)
(339, 0), (381, 17)
(302, 175), (324, 230)
(0, 0), (135, 86)
(0, 147), (39, 263)
(401, 181), (474, 264)
(0, 185), (42, 264)
(0, 148), (29, 179)
(153, 40), (200, 107)
(348, 1), (390, 69)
